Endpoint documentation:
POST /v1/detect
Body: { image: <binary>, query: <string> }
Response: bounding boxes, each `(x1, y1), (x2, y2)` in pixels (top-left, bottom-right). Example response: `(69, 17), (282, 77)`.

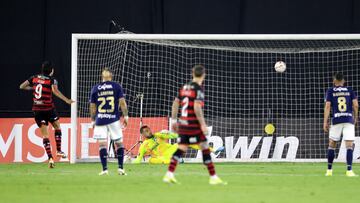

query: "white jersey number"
(181, 97), (189, 117)
(34, 84), (43, 99)
(337, 97), (347, 112)
(98, 96), (115, 113)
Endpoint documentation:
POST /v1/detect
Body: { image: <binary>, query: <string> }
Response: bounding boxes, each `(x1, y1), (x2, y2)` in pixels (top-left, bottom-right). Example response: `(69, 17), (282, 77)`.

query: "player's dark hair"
(333, 72), (344, 81)
(140, 125), (150, 134)
(192, 64), (205, 77)
(41, 61), (53, 75)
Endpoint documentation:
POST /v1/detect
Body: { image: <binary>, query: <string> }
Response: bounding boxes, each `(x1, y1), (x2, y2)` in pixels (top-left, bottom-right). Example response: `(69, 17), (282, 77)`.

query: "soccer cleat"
(346, 170), (358, 177)
(48, 158), (55, 168)
(163, 174), (178, 184)
(325, 169), (333, 177)
(209, 176), (227, 185)
(118, 168), (127, 176)
(98, 170), (109, 176)
(56, 151), (67, 158)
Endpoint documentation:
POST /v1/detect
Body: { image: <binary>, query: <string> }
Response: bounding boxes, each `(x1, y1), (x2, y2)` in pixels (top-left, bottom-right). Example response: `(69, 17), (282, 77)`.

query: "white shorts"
(93, 121), (123, 142)
(329, 123), (355, 141)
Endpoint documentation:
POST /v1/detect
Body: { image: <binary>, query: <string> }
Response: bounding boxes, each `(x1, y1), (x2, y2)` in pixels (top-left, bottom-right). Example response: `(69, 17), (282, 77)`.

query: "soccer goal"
(71, 34), (360, 164)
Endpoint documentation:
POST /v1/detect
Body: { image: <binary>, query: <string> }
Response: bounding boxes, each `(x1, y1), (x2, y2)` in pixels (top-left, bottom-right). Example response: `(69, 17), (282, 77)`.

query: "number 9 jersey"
(325, 86), (357, 125)
(90, 81), (124, 125)
(27, 74), (57, 111)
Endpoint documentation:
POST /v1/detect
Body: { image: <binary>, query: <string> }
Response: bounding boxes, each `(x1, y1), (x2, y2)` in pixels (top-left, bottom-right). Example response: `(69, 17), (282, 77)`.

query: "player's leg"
(149, 157), (166, 164)
(50, 114), (67, 158)
(163, 138), (187, 183)
(40, 124), (55, 168)
(199, 141), (216, 176)
(162, 144), (178, 164)
(35, 111), (54, 168)
(114, 140), (127, 175)
(199, 134), (227, 185)
(326, 139), (337, 176)
(168, 144), (186, 172)
(94, 125), (109, 175)
(326, 124), (342, 176)
(343, 123), (357, 177)
(162, 144), (179, 164)
(108, 121), (126, 175)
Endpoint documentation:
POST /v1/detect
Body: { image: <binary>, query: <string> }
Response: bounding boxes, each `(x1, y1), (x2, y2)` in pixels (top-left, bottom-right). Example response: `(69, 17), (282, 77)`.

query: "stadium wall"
(1, 0), (360, 117)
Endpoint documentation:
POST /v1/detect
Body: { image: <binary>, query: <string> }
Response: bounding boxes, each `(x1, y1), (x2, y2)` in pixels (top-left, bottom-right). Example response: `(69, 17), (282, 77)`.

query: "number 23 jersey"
(90, 81), (124, 125)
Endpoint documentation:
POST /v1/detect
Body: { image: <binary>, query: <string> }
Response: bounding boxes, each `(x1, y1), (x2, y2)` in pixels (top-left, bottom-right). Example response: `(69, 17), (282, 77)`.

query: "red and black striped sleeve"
(194, 84), (205, 106)
(51, 77), (58, 86)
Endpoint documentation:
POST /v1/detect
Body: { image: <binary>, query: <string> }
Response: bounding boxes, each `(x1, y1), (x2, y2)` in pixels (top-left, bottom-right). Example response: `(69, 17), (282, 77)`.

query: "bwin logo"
(98, 84), (113, 90)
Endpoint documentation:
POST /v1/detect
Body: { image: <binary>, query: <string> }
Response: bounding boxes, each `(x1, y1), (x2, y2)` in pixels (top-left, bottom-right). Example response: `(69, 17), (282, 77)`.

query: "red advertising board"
(0, 117), (168, 163)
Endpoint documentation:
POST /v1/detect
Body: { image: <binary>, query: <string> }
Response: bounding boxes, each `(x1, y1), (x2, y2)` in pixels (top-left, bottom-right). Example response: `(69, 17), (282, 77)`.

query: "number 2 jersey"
(325, 86), (357, 125)
(177, 81), (205, 135)
(27, 74), (57, 111)
(90, 81), (124, 125)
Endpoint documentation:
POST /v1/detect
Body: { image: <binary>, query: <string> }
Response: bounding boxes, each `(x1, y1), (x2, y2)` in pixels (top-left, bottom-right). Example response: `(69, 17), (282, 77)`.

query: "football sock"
(43, 138), (53, 159)
(99, 148), (108, 171)
(116, 147), (124, 169)
(346, 148), (353, 171)
(202, 148), (216, 176)
(55, 129), (62, 152)
(327, 147), (335, 170)
(168, 149), (184, 173)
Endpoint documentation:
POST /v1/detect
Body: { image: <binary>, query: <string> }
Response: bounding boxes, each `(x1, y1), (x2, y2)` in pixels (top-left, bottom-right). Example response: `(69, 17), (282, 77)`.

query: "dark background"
(1, 0), (360, 117)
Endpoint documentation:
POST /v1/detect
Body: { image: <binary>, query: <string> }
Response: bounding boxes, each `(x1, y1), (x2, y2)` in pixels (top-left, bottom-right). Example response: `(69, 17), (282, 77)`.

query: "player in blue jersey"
(90, 68), (129, 176)
(323, 72), (358, 177)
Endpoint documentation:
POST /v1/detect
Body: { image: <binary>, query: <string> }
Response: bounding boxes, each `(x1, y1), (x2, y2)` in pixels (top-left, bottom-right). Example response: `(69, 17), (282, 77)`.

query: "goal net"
(71, 34), (360, 163)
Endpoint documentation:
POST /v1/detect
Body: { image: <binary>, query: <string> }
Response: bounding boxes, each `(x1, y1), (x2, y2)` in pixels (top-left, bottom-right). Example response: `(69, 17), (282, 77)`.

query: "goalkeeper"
(133, 125), (216, 164)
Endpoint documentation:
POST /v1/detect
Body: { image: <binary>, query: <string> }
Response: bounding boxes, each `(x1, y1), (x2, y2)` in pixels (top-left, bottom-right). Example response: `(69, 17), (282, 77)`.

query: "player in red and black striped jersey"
(163, 65), (226, 185)
(19, 61), (74, 168)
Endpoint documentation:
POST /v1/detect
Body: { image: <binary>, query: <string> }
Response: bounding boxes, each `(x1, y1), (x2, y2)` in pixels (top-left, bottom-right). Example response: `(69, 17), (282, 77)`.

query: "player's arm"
(155, 130), (179, 139)
(52, 84), (74, 104)
(90, 102), (97, 124)
(171, 98), (180, 131)
(119, 98), (129, 127)
(19, 80), (32, 90)
(89, 87), (97, 127)
(171, 98), (180, 120)
(323, 101), (331, 133)
(194, 100), (208, 135)
(133, 142), (147, 164)
(189, 144), (214, 152)
(353, 99), (358, 125)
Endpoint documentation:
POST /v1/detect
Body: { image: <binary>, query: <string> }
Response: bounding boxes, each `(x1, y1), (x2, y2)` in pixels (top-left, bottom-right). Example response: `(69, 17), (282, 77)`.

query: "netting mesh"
(75, 36), (360, 162)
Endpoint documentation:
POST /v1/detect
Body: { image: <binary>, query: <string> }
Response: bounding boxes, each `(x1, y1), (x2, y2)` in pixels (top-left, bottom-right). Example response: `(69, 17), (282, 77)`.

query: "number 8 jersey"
(27, 74), (57, 111)
(90, 81), (124, 125)
(325, 86), (357, 125)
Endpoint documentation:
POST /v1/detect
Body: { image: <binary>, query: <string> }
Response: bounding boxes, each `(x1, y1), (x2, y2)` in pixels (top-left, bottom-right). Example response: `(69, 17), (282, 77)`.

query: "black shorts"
(33, 109), (59, 127)
(177, 133), (207, 145)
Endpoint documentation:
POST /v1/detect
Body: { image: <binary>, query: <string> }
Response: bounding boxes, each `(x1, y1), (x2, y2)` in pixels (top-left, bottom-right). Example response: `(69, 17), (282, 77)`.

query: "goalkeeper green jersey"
(134, 130), (178, 163)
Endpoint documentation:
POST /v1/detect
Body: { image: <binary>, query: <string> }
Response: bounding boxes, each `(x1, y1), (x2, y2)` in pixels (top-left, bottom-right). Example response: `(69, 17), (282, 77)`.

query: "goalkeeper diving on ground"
(132, 125), (224, 164)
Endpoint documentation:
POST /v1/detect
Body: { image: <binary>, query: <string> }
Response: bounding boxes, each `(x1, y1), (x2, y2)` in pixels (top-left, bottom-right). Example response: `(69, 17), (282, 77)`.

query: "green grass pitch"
(0, 162), (359, 203)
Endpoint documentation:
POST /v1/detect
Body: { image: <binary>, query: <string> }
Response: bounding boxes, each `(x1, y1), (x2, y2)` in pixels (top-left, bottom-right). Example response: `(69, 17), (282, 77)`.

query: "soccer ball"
(274, 61), (286, 73)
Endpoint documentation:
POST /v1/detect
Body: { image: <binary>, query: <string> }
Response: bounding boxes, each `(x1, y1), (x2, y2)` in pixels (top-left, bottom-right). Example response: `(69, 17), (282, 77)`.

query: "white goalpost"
(71, 33), (360, 164)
